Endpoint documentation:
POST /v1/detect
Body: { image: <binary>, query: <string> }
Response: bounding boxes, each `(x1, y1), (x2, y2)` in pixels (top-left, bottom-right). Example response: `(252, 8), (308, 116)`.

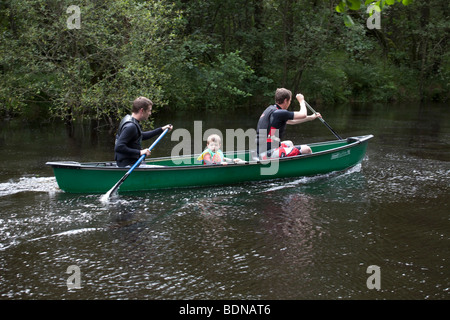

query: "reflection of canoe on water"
(46, 135), (373, 194)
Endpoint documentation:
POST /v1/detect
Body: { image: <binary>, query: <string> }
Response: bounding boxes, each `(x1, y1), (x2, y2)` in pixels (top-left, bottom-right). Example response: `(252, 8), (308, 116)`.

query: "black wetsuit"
(114, 115), (163, 167)
(256, 104), (294, 155)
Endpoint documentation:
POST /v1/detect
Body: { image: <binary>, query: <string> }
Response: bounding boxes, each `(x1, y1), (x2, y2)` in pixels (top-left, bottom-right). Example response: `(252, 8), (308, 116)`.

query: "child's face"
(208, 140), (221, 152)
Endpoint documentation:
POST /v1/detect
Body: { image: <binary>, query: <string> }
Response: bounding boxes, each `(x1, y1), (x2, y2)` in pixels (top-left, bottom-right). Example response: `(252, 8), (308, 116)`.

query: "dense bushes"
(0, 0), (447, 122)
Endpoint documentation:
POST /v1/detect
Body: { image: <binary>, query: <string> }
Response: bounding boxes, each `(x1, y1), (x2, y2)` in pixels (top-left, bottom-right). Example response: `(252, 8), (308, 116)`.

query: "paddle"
(101, 127), (170, 201)
(305, 101), (343, 140)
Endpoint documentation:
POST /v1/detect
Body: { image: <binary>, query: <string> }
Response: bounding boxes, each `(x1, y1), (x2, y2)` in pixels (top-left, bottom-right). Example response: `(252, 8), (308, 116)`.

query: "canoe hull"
(47, 135), (373, 193)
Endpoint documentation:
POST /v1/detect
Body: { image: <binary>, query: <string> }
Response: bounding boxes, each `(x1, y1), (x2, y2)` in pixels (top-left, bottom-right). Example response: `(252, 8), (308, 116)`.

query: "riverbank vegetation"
(0, 0), (448, 123)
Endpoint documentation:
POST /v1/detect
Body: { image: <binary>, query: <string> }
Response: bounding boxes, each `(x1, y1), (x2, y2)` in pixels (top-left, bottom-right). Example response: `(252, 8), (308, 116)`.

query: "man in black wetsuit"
(115, 97), (173, 167)
(256, 88), (321, 158)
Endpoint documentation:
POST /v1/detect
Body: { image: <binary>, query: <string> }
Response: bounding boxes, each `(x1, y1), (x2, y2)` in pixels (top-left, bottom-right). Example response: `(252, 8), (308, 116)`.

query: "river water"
(0, 102), (448, 300)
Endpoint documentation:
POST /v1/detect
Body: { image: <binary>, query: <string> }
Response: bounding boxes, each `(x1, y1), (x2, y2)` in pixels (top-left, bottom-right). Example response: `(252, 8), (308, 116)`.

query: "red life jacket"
(259, 143), (300, 160)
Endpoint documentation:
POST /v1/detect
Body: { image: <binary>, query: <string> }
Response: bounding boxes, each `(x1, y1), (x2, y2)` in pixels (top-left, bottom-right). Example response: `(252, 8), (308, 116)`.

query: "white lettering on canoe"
(331, 149), (351, 160)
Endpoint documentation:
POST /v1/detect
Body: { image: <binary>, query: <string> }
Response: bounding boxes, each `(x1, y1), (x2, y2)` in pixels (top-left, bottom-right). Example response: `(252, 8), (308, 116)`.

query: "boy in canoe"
(115, 97), (173, 167)
(197, 134), (244, 165)
(256, 88), (321, 159)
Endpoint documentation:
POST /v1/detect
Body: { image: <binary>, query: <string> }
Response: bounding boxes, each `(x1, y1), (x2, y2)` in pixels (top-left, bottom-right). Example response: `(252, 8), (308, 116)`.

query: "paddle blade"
(100, 179), (122, 203)
(100, 127), (170, 203)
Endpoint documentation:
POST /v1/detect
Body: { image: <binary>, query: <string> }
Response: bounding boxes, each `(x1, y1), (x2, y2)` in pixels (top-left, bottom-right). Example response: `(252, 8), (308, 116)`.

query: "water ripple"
(0, 176), (59, 197)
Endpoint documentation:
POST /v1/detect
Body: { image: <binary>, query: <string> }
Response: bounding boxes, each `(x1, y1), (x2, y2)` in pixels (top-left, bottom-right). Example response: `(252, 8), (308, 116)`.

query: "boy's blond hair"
(207, 134), (221, 145)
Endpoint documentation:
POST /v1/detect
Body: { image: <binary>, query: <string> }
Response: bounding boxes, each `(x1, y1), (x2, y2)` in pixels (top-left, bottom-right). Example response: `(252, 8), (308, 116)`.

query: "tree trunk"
(418, 2), (430, 102)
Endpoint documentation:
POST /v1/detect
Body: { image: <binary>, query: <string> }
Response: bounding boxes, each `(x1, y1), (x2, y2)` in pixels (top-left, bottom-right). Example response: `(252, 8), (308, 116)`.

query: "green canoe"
(46, 135), (373, 194)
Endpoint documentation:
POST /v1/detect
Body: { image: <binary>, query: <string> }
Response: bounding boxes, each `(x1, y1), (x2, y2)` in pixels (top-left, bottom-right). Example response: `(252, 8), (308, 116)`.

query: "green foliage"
(335, 0), (413, 27)
(162, 41), (255, 109)
(0, 0), (447, 122)
(0, 0), (182, 121)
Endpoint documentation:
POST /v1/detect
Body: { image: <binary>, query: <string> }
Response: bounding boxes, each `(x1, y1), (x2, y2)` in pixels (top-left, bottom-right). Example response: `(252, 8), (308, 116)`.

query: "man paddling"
(115, 97), (173, 167)
(256, 88), (321, 159)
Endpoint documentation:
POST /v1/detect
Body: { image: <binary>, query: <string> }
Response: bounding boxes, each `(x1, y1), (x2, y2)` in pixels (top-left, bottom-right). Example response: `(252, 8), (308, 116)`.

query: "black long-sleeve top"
(114, 120), (163, 167)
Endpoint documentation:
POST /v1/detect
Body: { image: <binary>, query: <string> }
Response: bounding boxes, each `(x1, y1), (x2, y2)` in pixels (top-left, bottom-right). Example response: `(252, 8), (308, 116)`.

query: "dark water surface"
(0, 103), (448, 300)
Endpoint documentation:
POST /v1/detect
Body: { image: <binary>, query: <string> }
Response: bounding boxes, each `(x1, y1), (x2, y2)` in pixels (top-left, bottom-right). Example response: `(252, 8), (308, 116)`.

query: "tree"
(0, 0), (182, 122)
(1, 0), (447, 122)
